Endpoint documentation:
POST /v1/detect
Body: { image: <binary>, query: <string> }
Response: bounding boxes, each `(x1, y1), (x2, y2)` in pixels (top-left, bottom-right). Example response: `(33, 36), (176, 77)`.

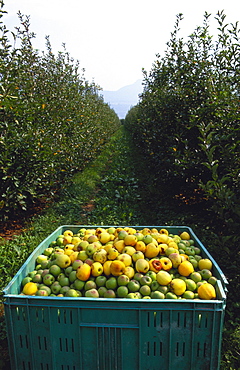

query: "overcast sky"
(2, 0), (240, 91)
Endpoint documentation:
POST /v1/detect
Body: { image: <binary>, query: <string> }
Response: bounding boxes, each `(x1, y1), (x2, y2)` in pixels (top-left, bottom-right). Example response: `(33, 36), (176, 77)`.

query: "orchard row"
(0, 5), (120, 220)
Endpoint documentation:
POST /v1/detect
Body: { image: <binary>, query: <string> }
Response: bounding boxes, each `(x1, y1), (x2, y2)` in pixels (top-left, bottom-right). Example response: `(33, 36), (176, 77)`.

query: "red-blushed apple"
(43, 273), (55, 286)
(84, 280), (97, 291)
(71, 260), (84, 270)
(85, 288), (99, 298)
(117, 274), (130, 286)
(98, 286), (107, 297)
(134, 272), (144, 281)
(103, 289), (116, 298)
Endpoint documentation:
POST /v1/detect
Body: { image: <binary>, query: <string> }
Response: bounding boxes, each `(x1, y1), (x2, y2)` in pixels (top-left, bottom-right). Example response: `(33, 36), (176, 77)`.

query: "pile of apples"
(21, 227), (218, 300)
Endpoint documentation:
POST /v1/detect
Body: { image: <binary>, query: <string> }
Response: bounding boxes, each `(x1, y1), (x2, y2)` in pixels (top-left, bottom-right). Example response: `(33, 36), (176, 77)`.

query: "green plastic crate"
(3, 225), (227, 370)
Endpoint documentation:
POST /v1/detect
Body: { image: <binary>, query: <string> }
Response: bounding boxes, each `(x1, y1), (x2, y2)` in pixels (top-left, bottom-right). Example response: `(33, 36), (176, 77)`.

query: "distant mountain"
(101, 79), (143, 119)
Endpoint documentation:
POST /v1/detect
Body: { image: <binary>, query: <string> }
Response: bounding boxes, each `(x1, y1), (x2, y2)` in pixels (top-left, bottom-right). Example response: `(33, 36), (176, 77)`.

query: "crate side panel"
(193, 309), (223, 370)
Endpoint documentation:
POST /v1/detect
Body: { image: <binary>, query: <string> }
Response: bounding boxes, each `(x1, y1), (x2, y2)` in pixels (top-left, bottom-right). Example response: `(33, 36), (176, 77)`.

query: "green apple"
(117, 286), (129, 298)
(132, 251), (145, 262)
(134, 292), (142, 299)
(43, 247), (54, 256)
(183, 290), (195, 299)
(22, 277), (32, 286)
(150, 280), (160, 291)
(95, 275), (107, 287)
(134, 272), (144, 281)
(139, 275), (152, 286)
(60, 286), (70, 295)
(185, 279), (197, 292)
(165, 292), (178, 299)
(194, 247), (201, 255)
(106, 277), (117, 290)
(118, 230), (128, 240)
(54, 254), (71, 268)
(86, 243), (99, 256)
(200, 269), (212, 280)
(68, 271), (77, 283)
(195, 255), (202, 262)
(56, 236), (64, 246)
(143, 235), (153, 244)
(185, 247), (195, 256)
(150, 291), (165, 299)
(189, 258), (198, 269)
(49, 264), (62, 277)
(36, 255), (48, 265)
(51, 282), (62, 294)
(77, 251), (88, 261)
(208, 276), (217, 286)
(190, 272), (202, 283)
(168, 253), (182, 268)
(139, 285), (151, 296)
(157, 286), (168, 295)
(146, 271), (157, 281)
(41, 269), (50, 277)
(65, 289), (79, 297)
(58, 275), (70, 287)
(74, 279), (85, 291)
(127, 279), (140, 292)
(134, 232), (144, 241)
(126, 292), (138, 299)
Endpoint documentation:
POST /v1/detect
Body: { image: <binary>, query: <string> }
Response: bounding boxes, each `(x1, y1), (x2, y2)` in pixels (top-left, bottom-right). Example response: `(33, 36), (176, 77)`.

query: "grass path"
(0, 126), (238, 369)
